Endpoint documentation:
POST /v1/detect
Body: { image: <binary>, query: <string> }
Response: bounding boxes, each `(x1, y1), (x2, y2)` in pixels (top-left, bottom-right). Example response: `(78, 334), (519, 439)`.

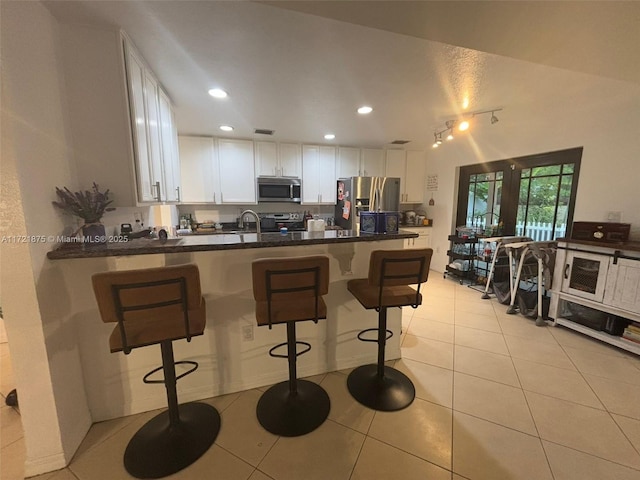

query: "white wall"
(425, 61), (640, 273)
(0, 1), (92, 475)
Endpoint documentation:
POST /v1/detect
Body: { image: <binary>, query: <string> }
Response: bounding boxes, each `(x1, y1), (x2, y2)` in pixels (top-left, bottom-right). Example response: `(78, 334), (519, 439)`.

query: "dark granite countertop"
(47, 229), (418, 260)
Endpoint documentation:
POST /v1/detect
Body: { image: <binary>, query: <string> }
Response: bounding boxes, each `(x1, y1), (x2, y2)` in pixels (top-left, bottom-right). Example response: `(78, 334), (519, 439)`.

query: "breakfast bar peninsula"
(47, 229), (418, 423)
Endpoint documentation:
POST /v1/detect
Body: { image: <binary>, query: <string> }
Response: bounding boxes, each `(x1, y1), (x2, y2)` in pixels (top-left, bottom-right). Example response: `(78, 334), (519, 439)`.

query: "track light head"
(490, 112), (499, 124)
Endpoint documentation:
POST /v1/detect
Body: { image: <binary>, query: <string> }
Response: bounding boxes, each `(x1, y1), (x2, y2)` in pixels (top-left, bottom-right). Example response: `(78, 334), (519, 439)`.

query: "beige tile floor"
(2, 273), (640, 479)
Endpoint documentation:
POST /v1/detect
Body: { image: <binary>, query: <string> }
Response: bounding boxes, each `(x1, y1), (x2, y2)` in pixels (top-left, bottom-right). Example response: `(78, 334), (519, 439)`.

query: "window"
(457, 147), (582, 240)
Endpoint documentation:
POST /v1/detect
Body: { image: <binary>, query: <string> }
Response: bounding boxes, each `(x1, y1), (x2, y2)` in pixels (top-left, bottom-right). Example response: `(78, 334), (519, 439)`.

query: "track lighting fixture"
(432, 108), (503, 149)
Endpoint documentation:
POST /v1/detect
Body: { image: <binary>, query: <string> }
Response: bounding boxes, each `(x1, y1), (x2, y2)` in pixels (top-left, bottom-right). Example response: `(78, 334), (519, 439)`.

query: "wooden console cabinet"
(549, 239), (640, 355)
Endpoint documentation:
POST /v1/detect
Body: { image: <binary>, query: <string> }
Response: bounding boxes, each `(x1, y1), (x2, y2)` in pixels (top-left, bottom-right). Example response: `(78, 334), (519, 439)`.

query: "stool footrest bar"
(143, 360), (199, 384)
(268, 340), (311, 359)
(357, 327), (393, 343)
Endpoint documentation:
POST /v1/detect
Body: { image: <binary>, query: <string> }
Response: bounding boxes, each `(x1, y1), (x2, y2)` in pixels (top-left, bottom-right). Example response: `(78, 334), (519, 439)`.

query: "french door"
(456, 147), (582, 240)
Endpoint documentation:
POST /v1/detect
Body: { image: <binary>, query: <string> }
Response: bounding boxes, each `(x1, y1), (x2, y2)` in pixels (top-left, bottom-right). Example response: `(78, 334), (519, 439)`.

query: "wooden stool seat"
(252, 255), (331, 437)
(347, 249), (433, 411)
(92, 264), (219, 478)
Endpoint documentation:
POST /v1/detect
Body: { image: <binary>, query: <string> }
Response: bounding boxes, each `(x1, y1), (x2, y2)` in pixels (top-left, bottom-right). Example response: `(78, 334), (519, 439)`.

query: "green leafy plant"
(52, 182), (115, 223)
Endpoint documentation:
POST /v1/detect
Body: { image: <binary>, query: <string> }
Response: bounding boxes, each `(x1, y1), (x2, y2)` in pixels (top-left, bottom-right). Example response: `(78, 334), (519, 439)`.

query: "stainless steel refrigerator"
(335, 176), (401, 230)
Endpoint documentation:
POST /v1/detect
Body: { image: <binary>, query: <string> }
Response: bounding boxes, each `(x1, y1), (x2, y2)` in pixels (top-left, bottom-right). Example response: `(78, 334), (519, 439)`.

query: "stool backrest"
(368, 249), (432, 307)
(368, 249), (433, 287)
(92, 264), (204, 353)
(252, 256), (330, 327)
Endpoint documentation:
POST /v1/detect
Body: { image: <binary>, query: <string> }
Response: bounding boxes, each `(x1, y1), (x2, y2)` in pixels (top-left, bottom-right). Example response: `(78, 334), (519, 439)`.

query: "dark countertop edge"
(47, 231), (418, 260)
(556, 237), (640, 253)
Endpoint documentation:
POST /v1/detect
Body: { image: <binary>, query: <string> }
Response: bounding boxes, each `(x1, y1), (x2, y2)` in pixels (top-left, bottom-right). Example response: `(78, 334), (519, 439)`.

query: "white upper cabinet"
(158, 89), (180, 202)
(405, 151), (426, 203)
(337, 147), (385, 178)
(124, 47), (154, 202)
(385, 149), (425, 204)
(256, 141), (302, 177)
(337, 147), (360, 178)
(302, 145), (336, 204)
(218, 139), (256, 204)
(278, 143), (302, 178)
(123, 34), (180, 204)
(255, 141), (279, 176)
(179, 136), (220, 204)
(361, 148), (385, 177)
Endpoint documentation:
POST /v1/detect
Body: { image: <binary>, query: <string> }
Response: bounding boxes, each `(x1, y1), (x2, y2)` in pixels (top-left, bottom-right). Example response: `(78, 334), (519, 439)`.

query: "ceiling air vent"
(254, 128), (275, 136)
(390, 140), (410, 145)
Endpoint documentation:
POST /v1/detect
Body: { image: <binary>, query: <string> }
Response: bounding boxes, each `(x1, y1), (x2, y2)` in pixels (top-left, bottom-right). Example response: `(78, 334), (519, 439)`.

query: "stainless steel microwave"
(257, 177), (301, 203)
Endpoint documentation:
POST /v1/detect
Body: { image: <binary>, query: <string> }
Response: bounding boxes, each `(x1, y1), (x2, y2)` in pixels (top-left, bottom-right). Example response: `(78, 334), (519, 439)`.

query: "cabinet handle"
(281, 167), (285, 176)
(213, 192), (216, 203)
(153, 181), (161, 202)
(221, 192), (224, 203)
(175, 186), (180, 202)
(564, 264), (570, 279)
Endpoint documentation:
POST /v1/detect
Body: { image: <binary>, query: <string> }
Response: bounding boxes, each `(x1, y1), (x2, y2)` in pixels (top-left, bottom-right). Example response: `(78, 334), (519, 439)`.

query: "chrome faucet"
(238, 209), (261, 233)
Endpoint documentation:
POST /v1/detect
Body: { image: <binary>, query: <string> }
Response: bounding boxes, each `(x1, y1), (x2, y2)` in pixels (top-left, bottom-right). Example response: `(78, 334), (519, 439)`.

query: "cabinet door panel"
(385, 150), (405, 179)
(405, 151), (426, 203)
(604, 258), (640, 312)
(218, 139), (256, 204)
(143, 71), (164, 201)
(256, 141), (278, 176)
(179, 136), (217, 203)
(301, 145), (320, 203)
(126, 50), (154, 202)
(279, 143), (302, 177)
(318, 146), (337, 204)
(338, 147), (360, 178)
(158, 89), (180, 202)
(361, 148), (385, 177)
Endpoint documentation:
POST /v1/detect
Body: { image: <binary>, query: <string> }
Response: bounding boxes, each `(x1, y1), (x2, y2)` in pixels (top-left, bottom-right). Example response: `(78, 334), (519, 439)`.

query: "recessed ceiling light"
(219, 125), (234, 132)
(324, 134), (335, 140)
(208, 88), (228, 98)
(357, 106), (373, 115)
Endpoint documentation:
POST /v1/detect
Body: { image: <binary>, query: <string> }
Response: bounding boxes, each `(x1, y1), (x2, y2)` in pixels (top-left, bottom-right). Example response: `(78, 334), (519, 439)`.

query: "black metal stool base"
(124, 402), (220, 479)
(347, 364), (416, 411)
(257, 379), (330, 437)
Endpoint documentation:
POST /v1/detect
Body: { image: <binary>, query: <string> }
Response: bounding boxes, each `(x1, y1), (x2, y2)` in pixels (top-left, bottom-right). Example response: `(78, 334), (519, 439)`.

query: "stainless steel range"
(259, 212), (305, 232)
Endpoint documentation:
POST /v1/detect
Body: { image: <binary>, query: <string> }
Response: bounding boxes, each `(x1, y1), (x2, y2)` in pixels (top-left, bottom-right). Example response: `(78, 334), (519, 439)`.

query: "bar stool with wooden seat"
(347, 249), (433, 411)
(251, 256), (331, 437)
(92, 264), (220, 479)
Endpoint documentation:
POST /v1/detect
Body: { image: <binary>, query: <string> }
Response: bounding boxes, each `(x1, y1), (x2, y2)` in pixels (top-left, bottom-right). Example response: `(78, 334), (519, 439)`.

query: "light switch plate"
(607, 211), (622, 222)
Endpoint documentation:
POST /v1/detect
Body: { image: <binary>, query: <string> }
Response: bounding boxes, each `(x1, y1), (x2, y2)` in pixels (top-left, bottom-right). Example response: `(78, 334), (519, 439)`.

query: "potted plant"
(52, 182), (115, 246)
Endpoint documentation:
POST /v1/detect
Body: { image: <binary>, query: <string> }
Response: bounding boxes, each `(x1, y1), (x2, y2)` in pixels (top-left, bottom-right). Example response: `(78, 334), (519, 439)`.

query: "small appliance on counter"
(403, 210), (416, 225)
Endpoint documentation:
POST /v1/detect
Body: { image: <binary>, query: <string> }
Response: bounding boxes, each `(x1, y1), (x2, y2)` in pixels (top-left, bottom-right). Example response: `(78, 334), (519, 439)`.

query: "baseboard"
(93, 349), (401, 421)
(24, 452), (68, 478)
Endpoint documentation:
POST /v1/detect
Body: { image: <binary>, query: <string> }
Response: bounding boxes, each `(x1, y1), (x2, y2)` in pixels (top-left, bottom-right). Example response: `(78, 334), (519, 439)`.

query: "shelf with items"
(444, 234), (479, 284)
(552, 293), (640, 355)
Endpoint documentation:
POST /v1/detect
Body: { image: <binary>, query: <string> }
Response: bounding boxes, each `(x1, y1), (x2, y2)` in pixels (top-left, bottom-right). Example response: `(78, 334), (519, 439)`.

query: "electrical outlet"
(607, 211), (622, 222)
(241, 324), (254, 341)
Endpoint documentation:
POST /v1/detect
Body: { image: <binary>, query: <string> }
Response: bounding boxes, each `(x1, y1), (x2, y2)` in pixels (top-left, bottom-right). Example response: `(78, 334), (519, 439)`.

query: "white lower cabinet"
(402, 227), (432, 249)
